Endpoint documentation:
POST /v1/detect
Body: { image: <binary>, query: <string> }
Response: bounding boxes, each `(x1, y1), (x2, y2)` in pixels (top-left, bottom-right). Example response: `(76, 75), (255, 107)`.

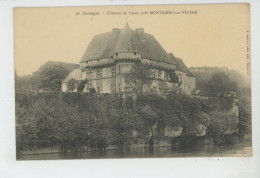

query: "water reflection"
(18, 141), (251, 160)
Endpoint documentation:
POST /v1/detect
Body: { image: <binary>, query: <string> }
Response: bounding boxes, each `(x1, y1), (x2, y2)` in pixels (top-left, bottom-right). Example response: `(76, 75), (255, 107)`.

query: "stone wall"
(175, 71), (196, 95)
(79, 57), (195, 95)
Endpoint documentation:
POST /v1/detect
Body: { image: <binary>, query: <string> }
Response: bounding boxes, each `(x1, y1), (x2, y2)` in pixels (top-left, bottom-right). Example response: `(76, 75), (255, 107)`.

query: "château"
(62, 23), (196, 95)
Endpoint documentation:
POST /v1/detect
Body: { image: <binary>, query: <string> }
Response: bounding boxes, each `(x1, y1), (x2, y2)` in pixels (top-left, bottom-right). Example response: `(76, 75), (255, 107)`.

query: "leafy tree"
(35, 114), (55, 148)
(16, 124), (27, 154)
(77, 78), (88, 92)
(139, 105), (158, 132)
(15, 70), (20, 90)
(89, 87), (96, 95)
(16, 117), (38, 154)
(157, 98), (182, 134)
(125, 63), (153, 95)
(123, 96), (134, 110)
(110, 109), (142, 149)
(190, 66), (249, 92)
(33, 63), (70, 91)
(88, 119), (109, 150)
(15, 74), (34, 91)
(207, 111), (238, 143)
(238, 97), (251, 140)
(67, 78), (78, 92)
(205, 72), (238, 96)
(167, 69), (179, 84)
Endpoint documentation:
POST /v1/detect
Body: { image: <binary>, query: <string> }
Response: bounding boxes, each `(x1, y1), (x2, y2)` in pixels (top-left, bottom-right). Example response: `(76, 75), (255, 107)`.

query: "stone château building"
(62, 23), (196, 95)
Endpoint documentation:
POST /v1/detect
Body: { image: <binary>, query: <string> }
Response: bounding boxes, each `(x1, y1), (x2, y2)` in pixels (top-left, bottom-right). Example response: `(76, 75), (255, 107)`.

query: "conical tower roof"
(124, 22), (130, 29)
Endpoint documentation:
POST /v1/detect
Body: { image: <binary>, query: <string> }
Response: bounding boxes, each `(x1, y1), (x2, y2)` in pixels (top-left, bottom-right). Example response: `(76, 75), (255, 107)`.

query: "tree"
(125, 63), (153, 95)
(33, 63), (70, 91)
(15, 73), (35, 91)
(123, 96), (134, 110)
(16, 119), (38, 154)
(35, 114), (55, 148)
(167, 69), (179, 84)
(77, 78), (88, 92)
(67, 78), (78, 92)
(190, 66), (248, 92)
(110, 109), (142, 149)
(205, 72), (238, 96)
(139, 105), (158, 134)
(207, 111), (237, 143)
(89, 87), (96, 95)
(238, 97), (251, 141)
(15, 70), (20, 90)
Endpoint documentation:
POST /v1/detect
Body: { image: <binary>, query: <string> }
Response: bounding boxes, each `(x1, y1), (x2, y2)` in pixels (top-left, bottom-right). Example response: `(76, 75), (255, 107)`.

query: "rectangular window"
(97, 81), (103, 93)
(158, 70), (162, 79)
(111, 67), (115, 77)
(118, 65), (121, 73)
(87, 80), (92, 89)
(118, 83), (122, 93)
(165, 72), (169, 81)
(111, 84), (116, 93)
(153, 70), (157, 79)
(96, 69), (102, 79)
(97, 86), (103, 93)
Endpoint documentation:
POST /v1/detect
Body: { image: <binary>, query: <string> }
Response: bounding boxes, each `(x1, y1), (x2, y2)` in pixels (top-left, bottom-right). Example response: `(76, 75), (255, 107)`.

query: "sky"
(14, 4), (250, 76)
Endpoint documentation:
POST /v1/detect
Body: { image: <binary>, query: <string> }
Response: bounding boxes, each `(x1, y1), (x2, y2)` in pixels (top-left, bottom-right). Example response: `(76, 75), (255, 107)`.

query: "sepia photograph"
(14, 4), (251, 160)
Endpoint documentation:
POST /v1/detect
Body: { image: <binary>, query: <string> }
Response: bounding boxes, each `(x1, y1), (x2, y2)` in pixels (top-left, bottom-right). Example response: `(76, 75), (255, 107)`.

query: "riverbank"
(17, 134), (252, 159)
(17, 138), (252, 160)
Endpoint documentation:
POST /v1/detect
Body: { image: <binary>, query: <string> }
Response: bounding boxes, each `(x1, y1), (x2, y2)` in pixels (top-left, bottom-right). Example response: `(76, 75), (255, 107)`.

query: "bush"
(207, 111), (238, 138)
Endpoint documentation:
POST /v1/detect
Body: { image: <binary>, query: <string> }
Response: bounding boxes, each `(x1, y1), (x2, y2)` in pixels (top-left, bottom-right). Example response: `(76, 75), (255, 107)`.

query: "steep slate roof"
(80, 24), (173, 64)
(62, 69), (82, 83)
(168, 53), (194, 77)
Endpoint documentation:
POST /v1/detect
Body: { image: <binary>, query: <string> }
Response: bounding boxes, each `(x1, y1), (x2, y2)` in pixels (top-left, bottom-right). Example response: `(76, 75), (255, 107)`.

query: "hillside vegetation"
(15, 61), (79, 91)
(16, 92), (250, 154)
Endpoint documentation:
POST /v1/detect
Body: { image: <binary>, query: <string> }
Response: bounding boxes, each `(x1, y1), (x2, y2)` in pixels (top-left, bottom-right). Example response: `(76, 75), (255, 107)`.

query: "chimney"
(112, 28), (120, 33)
(136, 28), (144, 33)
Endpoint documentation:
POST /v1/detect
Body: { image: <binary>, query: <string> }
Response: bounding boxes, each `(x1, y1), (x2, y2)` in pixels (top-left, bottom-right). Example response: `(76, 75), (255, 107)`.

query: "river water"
(18, 141), (252, 160)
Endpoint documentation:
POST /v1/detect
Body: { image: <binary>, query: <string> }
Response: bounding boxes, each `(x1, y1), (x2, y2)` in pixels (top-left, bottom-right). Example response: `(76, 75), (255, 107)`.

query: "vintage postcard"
(14, 4), (251, 160)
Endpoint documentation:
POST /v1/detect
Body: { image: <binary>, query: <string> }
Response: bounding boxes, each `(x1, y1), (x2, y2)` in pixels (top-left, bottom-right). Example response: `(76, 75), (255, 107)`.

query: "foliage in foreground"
(15, 92), (250, 154)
